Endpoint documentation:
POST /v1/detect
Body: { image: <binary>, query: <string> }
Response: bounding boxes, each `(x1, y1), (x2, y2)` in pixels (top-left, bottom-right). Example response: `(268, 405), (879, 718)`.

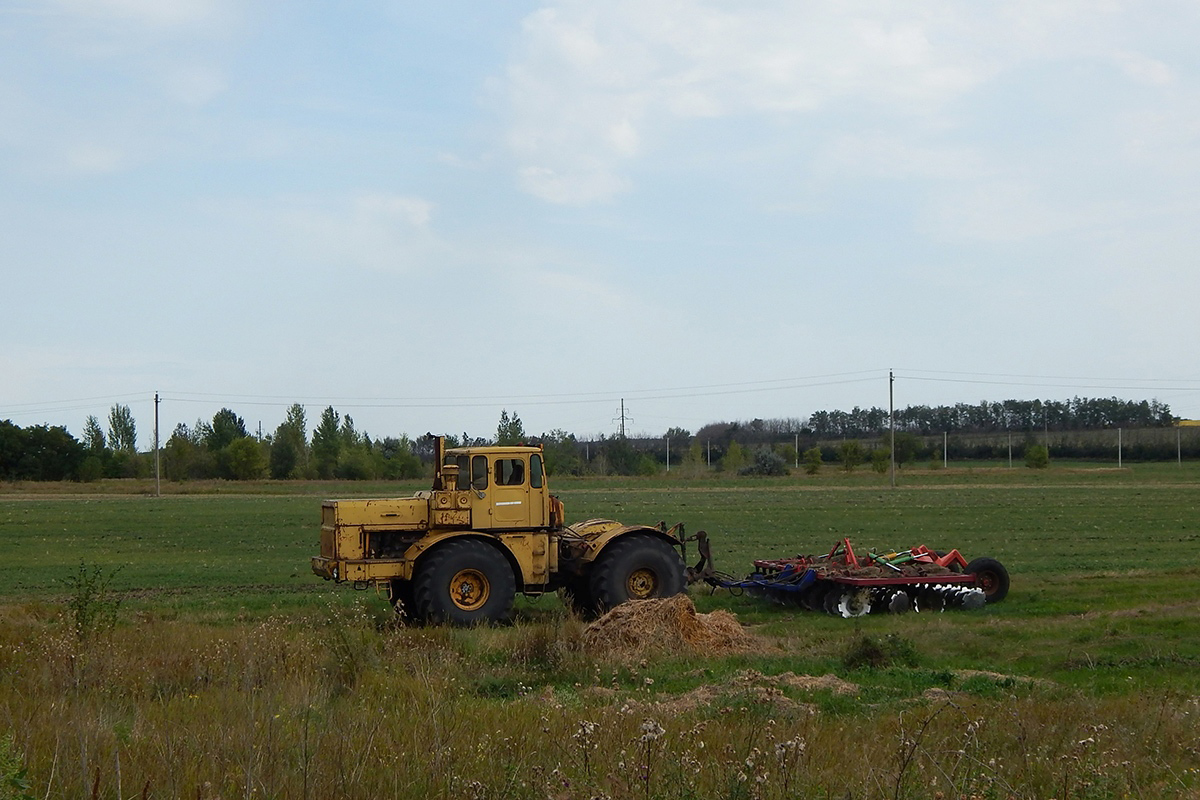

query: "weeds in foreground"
(63, 561), (123, 642)
(1, 609), (1198, 799)
(0, 734), (34, 800)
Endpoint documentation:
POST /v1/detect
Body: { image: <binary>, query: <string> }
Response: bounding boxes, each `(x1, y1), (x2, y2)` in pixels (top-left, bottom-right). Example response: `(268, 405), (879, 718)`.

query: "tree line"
(0, 396), (1187, 482)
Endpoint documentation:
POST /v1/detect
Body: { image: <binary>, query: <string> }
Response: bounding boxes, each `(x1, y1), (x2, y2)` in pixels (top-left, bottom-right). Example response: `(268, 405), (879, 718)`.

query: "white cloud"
(160, 63), (227, 106)
(497, 1), (1193, 205)
(51, 0), (228, 30)
(500, 1), (1003, 204)
(63, 143), (124, 174)
(262, 192), (440, 275)
(817, 133), (991, 181)
(922, 179), (1105, 243)
(1113, 50), (1174, 86)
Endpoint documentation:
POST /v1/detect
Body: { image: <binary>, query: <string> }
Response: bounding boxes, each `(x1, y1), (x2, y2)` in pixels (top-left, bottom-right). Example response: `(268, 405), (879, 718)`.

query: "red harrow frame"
(688, 535), (1010, 618)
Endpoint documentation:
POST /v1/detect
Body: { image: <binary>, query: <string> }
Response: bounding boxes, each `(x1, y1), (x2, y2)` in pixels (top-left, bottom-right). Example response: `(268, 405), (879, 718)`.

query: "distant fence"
(582, 426), (1200, 470)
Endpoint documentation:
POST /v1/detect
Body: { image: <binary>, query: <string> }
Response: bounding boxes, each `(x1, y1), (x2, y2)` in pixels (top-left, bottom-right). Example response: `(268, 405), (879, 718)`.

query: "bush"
(802, 447), (823, 475)
(64, 562), (123, 641)
(841, 633), (919, 670)
(838, 440), (864, 472)
(1025, 444), (1050, 469)
(739, 449), (789, 476)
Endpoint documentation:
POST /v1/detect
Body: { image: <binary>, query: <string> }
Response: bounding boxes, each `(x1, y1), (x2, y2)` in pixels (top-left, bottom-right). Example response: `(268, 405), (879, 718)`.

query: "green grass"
(3, 464), (1200, 798)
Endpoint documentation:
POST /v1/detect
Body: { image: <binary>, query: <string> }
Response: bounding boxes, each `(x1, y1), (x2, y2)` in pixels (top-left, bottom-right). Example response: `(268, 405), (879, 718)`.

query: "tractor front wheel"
(965, 557), (1010, 603)
(588, 533), (686, 612)
(413, 539), (516, 626)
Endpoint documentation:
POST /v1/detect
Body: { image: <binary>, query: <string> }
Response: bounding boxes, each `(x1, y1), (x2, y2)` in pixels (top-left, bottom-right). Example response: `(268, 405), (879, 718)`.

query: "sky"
(2, 0), (1199, 448)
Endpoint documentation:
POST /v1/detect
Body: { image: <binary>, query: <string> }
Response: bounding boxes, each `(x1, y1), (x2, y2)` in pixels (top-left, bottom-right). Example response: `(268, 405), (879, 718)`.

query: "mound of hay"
(582, 594), (753, 659)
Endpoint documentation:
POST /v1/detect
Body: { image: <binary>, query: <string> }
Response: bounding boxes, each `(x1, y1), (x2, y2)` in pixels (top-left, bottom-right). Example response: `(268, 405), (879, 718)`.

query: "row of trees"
(808, 397), (1174, 438)
(0, 396), (1188, 482)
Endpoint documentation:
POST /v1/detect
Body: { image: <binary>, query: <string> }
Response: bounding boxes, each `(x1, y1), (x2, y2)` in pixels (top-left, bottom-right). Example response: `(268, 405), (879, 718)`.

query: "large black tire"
(560, 576), (600, 619)
(965, 557), (1010, 603)
(588, 534), (686, 612)
(413, 539), (517, 626)
(388, 579), (419, 622)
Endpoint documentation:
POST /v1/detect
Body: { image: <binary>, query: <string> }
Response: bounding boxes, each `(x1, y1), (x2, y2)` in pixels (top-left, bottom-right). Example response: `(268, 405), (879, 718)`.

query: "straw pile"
(582, 593), (753, 659)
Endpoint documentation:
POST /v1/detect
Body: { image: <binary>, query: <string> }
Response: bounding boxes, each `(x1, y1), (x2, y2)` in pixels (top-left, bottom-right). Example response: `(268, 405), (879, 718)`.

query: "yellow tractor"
(311, 437), (687, 624)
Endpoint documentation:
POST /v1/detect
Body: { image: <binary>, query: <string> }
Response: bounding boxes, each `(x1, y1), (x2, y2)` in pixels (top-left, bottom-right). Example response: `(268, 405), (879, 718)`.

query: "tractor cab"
(435, 440), (561, 531)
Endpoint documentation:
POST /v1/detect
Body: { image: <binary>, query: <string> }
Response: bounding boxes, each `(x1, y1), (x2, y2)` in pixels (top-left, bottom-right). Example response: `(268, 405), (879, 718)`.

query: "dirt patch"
(585, 668), (857, 717)
(582, 594), (755, 660)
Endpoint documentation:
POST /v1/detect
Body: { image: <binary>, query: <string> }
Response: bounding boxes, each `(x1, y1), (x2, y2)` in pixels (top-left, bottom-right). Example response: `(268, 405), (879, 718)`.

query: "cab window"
(453, 454), (470, 490)
(471, 455), (489, 489)
(530, 454), (544, 489)
(494, 458), (525, 486)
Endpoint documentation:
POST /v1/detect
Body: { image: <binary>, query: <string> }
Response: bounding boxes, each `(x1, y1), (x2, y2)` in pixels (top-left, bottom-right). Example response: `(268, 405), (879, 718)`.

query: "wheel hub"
(626, 567), (658, 599)
(450, 568), (490, 611)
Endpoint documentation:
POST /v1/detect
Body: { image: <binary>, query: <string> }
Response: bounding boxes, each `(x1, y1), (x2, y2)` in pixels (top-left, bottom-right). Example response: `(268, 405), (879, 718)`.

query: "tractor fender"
(566, 518), (682, 564)
(402, 531), (540, 591)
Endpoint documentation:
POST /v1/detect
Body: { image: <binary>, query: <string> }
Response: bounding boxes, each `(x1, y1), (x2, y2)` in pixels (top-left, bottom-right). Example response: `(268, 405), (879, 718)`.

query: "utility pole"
(154, 392), (161, 497)
(889, 370), (895, 488)
(794, 432), (799, 470)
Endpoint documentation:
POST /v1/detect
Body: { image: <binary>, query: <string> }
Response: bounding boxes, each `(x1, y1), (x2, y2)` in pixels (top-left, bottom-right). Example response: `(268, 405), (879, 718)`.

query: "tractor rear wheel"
(414, 539), (516, 626)
(388, 579), (418, 622)
(588, 534), (686, 612)
(965, 557), (1010, 603)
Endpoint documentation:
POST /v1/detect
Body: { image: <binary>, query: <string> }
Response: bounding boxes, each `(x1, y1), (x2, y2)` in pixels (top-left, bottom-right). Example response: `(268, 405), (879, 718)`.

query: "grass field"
(2, 464), (1199, 798)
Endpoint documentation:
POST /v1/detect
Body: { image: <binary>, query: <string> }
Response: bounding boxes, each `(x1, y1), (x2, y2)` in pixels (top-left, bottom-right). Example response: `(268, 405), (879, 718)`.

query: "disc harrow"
(694, 537), (1009, 618)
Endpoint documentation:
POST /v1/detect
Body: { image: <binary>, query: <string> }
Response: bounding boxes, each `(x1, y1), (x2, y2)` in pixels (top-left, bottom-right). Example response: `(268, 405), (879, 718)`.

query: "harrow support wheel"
(965, 557), (1010, 603)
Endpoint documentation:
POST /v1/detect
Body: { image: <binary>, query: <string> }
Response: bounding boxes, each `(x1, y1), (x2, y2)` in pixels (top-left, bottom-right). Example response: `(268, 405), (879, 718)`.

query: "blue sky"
(2, 1), (1199, 448)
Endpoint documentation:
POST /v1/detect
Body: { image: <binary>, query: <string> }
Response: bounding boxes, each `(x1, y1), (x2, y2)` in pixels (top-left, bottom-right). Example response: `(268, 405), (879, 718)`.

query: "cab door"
(491, 456), (531, 527)
(528, 453), (547, 527)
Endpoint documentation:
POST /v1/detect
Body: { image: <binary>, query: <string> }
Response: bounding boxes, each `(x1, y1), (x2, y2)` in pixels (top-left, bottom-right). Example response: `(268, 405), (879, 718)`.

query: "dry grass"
(2, 598), (1199, 799)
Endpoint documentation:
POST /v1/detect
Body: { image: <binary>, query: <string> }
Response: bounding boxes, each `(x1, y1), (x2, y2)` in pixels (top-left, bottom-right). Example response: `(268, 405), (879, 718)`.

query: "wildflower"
(639, 718), (665, 742)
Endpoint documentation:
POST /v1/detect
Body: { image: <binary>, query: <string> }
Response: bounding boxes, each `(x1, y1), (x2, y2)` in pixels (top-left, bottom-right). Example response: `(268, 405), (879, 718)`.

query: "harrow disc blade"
(958, 588), (986, 610)
(886, 590), (911, 614)
(836, 587), (872, 618)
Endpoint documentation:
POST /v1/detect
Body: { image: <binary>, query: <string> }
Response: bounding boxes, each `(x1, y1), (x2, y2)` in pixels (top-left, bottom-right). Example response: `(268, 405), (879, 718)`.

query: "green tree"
(679, 439), (708, 477)
(375, 436), (422, 479)
(839, 440), (864, 472)
(541, 429), (583, 476)
(82, 415), (106, 452)
(270, 404), (308, 479)
(340, 414), (361, 448)
(311, 406), (342, 479)
(107, 404), (137, 453)
(664, 426), (691, 466)
(225, 436), (266, 480)
(1025, 444), (1050, 469)
(206, 408), (248, 452)
(163, 424), (202, 481)
(871, 448), (890, 474)
(721, 440), (747, 473)
(803, 446), (823, 475)
(496, 410), (526, 446)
